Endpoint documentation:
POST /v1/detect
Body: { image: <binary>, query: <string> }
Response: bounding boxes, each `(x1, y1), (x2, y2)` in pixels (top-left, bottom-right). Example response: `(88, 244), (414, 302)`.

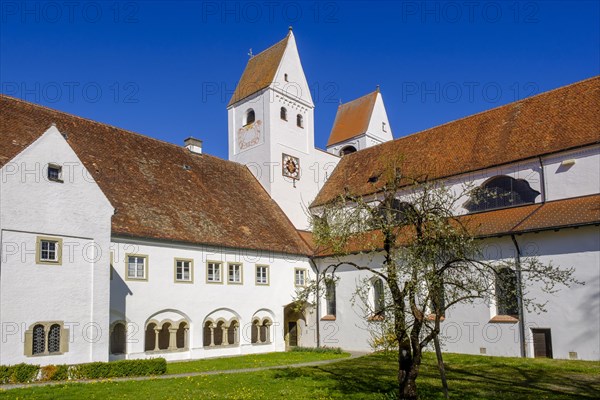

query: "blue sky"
(1, 1), (598, 158)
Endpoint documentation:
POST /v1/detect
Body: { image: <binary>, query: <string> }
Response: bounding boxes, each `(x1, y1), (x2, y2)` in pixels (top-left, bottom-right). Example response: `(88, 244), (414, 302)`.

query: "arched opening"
(251, 319), (259, 344)
(260, 320), (271, 343)
(280, 107), (287, 121)
(465, 175), (540, 212)
(214, 321), (225, 346)
(110, 322), (127, 354)
(203, 321), (213, 347)
(176, 322), (188, 349)
(339, 145), (357, 156)
(245, 109), (255, 125)
(145, 323), (157, 351)
(373, 279), (385, 316)
(32, 324), (45, 355)
(158, 323), (171, 350)
(296, 114), (303, 128)
(227, 320), (239, 345)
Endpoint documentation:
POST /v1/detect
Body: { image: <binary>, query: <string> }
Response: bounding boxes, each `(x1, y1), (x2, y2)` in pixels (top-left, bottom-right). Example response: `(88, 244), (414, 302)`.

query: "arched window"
(496, 268), (519, 316)
(48, 324), (61, 353)
(214, 321), (225, 346)
(465, 176), (540, 213)
(251, 319), (260, 344)
(245, 109), (255, 125)
(176, 322), (188, 349)
(373, 279), (385, 316)
(32, 324), (45, 355)
(296, 114), (303, 128)
(326, 280), (336, 317)
(203, 321), (213, 347)
(377, 199), (413, 226)
(145, 323), (156, 351)
(110, 322), (126, 354)
(280, 107), (287, 120)
(284, 73), (288, 82)
(339, 145), (357, 156)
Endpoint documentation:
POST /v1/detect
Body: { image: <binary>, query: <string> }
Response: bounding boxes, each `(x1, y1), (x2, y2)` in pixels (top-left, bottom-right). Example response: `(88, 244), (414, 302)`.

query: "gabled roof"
(227, 32), (290, 107)
(0, 95), (312, 256)
(308, 194), (600, 257)
(313, 76), (600, 208)
(327, 89), (379, 147)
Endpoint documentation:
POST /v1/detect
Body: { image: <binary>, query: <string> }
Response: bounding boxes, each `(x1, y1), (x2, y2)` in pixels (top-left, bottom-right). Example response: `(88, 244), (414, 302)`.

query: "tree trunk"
(434, 335), (449, 399)
(399, 376), (418, 400)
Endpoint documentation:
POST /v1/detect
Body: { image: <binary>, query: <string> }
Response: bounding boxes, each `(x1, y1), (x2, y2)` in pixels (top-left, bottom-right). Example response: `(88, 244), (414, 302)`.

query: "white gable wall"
(0, 126), (114, 365)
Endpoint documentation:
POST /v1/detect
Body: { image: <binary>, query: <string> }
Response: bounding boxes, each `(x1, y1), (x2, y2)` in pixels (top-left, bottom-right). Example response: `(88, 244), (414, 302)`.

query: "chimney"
(184, 137), (203, 154)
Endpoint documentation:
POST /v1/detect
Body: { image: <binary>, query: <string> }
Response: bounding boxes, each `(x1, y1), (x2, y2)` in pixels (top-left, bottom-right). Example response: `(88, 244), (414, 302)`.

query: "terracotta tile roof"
(311, 195), (600, 257)
(227, 33), (290, 107)
(0, 95), (312, 256)
(327, 89), (378, 147)
(313, 76), (600, 208)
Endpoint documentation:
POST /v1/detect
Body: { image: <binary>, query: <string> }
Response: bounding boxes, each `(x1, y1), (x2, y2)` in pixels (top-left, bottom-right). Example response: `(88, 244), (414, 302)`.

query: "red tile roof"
(309, 194), (600, 257)
(227, 33), (290, 107)
(327, 90), (379, 147)
(313, 76), (600, 208)
(0, 95), (312, 256)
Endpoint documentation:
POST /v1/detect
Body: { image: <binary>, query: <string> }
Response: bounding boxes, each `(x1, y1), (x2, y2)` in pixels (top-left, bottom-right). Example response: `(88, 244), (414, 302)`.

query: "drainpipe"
(511, 234), (527, 358)
(538, 156), (546, 203)
(309, 258), (321, 348)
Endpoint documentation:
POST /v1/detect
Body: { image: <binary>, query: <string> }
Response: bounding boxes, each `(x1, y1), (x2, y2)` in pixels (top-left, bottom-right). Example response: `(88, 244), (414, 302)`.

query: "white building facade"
(0, 32), (598, 366)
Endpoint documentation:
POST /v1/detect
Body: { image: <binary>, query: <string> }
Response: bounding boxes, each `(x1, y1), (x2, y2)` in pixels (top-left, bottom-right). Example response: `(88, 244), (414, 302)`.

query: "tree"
(297, 160), (580, 400)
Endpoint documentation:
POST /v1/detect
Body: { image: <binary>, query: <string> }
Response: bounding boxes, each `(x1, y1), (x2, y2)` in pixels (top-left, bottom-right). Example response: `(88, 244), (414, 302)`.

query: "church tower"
(228, 29), (337, 230)
(326, 87), (393, 156)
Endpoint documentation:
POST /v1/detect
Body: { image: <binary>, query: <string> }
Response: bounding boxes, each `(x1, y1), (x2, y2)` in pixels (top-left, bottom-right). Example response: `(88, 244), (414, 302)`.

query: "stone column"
(223, 324), (230, 345)
(265, 323), (271, 343)
(153, 328), (160, 351)
(184, 328), (189, 349)
(209, 326), (215, 347)
(168, 328), (178, 351)
(233, 325), (239, 345)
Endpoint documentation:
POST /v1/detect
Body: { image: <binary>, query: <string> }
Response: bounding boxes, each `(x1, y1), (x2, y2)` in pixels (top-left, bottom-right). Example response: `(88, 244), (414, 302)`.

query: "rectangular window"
(228, 263), (243, 284)
(207, 262), (222, 283)
(126, 255), (147, 280)
(326, 280), (336, 316)
(256, 265), (269, 285)
(36, 236), (62, 265)
(47, 164), (62, 182)
(175, 259), (193, 283)
(294, 268), (306, 287)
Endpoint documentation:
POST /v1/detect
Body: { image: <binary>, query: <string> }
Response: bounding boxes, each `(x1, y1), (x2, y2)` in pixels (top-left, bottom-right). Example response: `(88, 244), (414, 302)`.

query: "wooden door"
(532, 329), (553, 358)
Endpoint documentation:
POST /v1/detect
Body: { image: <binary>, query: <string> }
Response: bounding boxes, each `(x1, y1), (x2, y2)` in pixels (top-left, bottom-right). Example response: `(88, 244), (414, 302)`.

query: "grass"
(0, 352), (598, 399)
(166, 350), (349, 375)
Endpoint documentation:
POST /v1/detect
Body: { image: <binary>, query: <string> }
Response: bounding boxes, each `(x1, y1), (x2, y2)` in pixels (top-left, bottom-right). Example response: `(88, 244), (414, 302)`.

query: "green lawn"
(1, 352), (598, 399)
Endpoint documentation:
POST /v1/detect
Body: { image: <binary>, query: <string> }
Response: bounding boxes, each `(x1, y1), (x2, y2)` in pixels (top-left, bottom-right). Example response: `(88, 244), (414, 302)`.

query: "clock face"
(282, 154), (300, 180)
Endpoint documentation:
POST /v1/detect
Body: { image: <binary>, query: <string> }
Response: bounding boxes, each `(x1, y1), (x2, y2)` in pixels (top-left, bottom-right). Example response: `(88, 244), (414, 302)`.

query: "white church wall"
(0, 126), (113, 366)
(109, 237), (315, 361)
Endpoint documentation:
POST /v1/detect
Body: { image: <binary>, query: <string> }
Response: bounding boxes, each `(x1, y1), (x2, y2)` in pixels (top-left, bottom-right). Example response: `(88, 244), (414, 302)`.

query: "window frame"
(294, 268), (307, 287)
(36, 236), (63, 265)
(280, 107), (287, 121)
(125, 253), (149, 281)
(296, 114), (304, 128)
(24, 321), (69, 357)
(206, 261), (223, 284)
(227, 262), (243, 285)
(244, 109), (255, 126)
(325, 279), (337, 317)
(174, 258), (194, 283)
(47, 163), (63, 183)
(255, 265), (270, 286)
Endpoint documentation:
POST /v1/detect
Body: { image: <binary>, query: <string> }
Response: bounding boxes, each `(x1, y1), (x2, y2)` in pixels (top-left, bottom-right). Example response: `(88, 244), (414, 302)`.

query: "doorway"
(288, 322), (298, 347)
(532, 328), (553, 358)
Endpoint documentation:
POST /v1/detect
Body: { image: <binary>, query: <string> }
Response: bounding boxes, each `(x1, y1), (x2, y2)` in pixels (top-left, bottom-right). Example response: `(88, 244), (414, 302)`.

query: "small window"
(284, 73), (288, 82)
(382, 122), (387, 132)
(175, 259), (193, 283)
(207, 262), (222, 283)
(296, 114), (303, 128)
(326, 279), (336, 317)
(47, 164), (62, 182)
(36, 236), (62, 265)
(256, 265), (269, 285)
(26, 322), (68, 357)
(245, 109), (255, 125)
(294, 268), (306, 287)
(32, 324), (45, 355)
(126, 255), (148, 280)
(228, 263), (243, 284)
(373, 279), (385, 315)
(280, 107), (287, 121)
(339, 145), (357, 156)
(48, 324), (61, 353)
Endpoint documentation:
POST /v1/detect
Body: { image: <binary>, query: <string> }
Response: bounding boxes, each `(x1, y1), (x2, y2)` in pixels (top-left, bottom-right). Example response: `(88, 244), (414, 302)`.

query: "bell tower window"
(280, 107), (287, 121)
(296, 114), (303, 128)
(245, 109), (255, 126)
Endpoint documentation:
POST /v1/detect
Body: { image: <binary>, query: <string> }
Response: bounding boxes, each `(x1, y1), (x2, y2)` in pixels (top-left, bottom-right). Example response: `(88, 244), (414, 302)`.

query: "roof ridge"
(251, 33), (289, 59)
(392, 75), (600, 144)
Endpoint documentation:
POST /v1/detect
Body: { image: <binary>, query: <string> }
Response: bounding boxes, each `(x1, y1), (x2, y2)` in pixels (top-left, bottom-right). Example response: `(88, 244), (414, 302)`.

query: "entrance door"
(532, 329), (553, 358)
(288, 322), (298, 347)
